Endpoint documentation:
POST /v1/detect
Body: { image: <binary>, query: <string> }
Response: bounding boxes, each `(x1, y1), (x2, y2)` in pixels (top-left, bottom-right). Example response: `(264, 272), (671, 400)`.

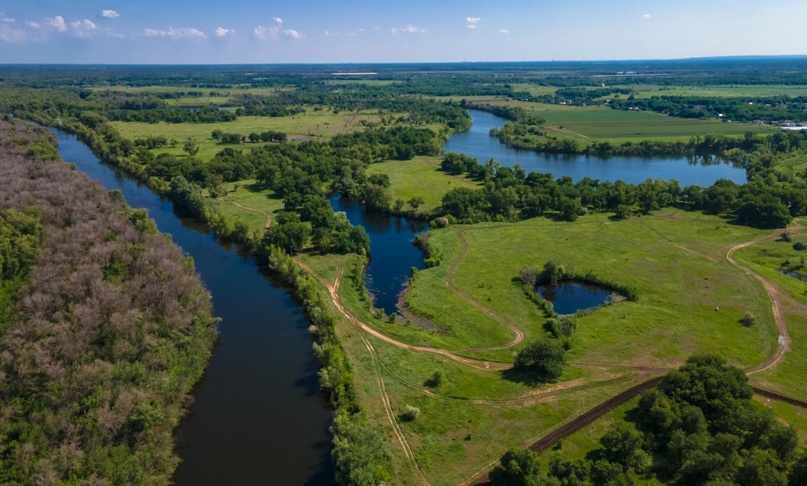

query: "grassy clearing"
(366, 156), (479, 211)
(407, 209), (778, 370)
(754, 396), (807, 442)
(733, 229), (807, 398)
(109, 108), (389, 160)
(208, 180), (285, 234)
(298, 252), (641, 485)
(527, 106), (773, 142)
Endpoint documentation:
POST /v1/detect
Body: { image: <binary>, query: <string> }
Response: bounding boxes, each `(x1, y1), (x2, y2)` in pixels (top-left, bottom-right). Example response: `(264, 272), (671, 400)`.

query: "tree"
(262, 222), (310, 254)
(600, 423), (648, 471)
(183, 136), (199, 156)
(514, 339), (566, 382)
(490, 449), (556, 486)
(407, 196), (424, 210)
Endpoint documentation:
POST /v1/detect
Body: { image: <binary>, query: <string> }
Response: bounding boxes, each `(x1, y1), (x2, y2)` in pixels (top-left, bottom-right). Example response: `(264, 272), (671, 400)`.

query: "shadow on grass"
(501, 367), (558, 387)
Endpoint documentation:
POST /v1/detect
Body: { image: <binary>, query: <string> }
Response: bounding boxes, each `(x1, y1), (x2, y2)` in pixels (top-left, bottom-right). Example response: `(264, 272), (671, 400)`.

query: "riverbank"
(50, 129), (336, 484)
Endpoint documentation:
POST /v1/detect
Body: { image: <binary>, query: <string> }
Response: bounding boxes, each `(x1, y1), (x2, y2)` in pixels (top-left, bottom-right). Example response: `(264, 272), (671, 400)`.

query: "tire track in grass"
(226, 199), (272, 228)
(446, 229), (525, 352)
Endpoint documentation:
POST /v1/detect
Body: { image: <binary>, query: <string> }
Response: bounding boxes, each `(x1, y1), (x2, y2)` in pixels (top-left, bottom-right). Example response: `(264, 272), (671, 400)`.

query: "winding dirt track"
(227, 200), (272, 228)
(297, 223), (801, 486)
(447, 230), (525, 351)
(726, 231), (792, 375)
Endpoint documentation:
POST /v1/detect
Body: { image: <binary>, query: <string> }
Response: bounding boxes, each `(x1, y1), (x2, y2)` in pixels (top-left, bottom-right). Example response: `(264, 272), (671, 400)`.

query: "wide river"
(53, 107), (748, 484)
(444, 109), (747, 186)
(52, 130), (334, 485)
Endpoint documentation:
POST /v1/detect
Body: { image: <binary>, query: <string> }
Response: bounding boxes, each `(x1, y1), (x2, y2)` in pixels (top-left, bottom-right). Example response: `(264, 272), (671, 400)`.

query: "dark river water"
(329, 195), (427, 316)
(444, 109), (747, 186)
(52, 130), (334, 486)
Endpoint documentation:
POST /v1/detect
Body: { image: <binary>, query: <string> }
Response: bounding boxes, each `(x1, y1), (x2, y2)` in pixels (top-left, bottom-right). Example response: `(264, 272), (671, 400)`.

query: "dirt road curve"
(294, 223), (800, 486)
(447, 230), (525, 351)
(228, 200), (272, 228)
(725, 230), (792, 375)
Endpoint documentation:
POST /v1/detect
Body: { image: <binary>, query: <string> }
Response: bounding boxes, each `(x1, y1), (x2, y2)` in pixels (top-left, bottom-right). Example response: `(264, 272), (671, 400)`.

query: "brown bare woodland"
(0, 121), (217, 485)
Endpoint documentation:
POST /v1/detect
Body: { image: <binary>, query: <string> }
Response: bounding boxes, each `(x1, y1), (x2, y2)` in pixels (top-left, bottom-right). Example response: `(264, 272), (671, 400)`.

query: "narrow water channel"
(329, 195), (427, 316)
(52, 130), (334, 485)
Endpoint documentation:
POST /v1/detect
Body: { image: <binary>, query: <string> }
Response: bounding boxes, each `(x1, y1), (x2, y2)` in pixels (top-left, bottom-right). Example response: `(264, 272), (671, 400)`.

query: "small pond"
(538, 282), (616, 315)
(778, 269), (807, 282)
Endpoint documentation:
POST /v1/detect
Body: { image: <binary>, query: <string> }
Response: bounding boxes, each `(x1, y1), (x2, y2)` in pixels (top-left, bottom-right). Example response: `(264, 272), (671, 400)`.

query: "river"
(52, 130), (334, 485)
(444, 109), (747, 186)
(337, 109), (747, 317)
(51, 106), (750, 484)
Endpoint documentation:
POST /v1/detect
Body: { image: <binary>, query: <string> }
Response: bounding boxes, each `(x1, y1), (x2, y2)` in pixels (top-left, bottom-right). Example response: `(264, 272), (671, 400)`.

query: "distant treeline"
(0, 120), (217, 484)
(610, 95), (807, 123)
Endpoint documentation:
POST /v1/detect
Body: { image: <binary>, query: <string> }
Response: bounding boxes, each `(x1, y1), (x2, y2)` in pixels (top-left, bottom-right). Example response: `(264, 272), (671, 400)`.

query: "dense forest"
(0, 121), (217, 484)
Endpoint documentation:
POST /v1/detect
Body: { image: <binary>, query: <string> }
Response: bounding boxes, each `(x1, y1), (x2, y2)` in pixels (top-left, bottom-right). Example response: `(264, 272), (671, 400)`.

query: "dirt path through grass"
(726, 228), (796, 375)
(447, 229), (525, 351)
(227, 200), (272, 228)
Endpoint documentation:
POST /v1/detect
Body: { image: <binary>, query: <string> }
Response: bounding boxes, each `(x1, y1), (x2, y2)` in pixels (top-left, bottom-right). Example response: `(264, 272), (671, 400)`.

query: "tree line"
(436, 149), (806, 228)
(490, 355), (805, 486)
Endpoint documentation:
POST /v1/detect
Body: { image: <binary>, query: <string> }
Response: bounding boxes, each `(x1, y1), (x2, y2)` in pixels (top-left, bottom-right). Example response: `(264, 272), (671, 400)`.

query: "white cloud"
(70, 19), (98, 37)
(26, 21), (40, 29)
(391, 24), (424, 34)
(0, 12), (14, 23)
(274, 17), (283, 24)
(499, 29), (510, 34)
(253, 25), (271, 39)
(466, 16), (481, 29)
(0, 24), (26, 42)
(145, 27), (207, 39)
(283, 29), (301, 39)
(101, 10), (119, 19)
(643, 13), (651, 19)
(45, 16), (67, 32)
(214, 27), (235, 37)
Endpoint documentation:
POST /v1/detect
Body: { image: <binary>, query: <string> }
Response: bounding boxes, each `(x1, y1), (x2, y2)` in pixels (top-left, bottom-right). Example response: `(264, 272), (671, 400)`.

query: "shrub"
(401, 405), (420, 422)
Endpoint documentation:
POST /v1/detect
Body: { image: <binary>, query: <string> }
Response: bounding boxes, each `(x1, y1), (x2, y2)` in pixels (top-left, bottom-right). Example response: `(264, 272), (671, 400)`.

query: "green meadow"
(366, 156), (480, 212)
(110, 108), (389, 160)
(405, 209), (777, 368)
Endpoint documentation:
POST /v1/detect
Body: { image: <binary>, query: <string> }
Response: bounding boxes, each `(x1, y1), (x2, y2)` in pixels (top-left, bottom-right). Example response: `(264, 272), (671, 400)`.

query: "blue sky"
(1, 1), (805, 64)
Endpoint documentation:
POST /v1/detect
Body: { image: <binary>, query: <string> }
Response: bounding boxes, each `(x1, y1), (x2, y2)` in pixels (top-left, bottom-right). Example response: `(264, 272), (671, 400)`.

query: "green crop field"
(628, 84), (807, 99)
(534, 106), (773, 141)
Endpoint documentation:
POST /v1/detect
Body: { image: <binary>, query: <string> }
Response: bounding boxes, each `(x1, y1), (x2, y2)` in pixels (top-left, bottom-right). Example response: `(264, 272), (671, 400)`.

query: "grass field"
(534, 106), (773, 142)
(208, 179), (285, 234)
(506, 83), (807, 99)
(110, 108), (390, 160)
(628, 84), (807, 99)
(299, 253), (649, 486)
(404, 209), (778, 368)
(366, 156), (480, 212)
(732, 227), (807, 399)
